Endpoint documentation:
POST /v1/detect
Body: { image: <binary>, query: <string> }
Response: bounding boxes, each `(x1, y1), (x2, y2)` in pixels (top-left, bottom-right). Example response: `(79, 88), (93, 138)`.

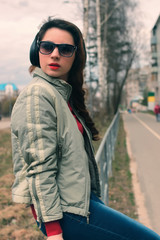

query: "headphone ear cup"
(82, 39), (87, 65)
(29, 34), (40, 67)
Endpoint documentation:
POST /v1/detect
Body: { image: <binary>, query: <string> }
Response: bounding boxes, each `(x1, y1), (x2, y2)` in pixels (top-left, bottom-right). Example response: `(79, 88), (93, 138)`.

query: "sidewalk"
(123, 112), (160, 235)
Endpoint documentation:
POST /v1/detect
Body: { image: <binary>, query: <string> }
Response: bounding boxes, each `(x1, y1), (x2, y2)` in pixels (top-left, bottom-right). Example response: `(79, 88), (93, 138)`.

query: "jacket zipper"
(32, 175), (43, 229)
(71, 106), (92, 221)
(57, 143), (62, 160)
(84, 160), (91, 223)
(87, 212), (90, 224)
(72, 105), (101, 196)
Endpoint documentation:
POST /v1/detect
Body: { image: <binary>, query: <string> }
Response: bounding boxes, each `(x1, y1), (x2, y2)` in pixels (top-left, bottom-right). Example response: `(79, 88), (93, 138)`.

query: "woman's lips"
(49, 63), (60, 70)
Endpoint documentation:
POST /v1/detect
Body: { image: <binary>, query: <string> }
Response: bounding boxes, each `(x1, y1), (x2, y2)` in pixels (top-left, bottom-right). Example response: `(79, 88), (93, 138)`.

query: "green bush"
(0, 97), (17, 117)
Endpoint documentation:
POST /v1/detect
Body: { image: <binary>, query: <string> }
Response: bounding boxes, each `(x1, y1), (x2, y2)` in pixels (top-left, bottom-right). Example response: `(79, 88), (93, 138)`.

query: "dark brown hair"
(30, 17), (99, 141)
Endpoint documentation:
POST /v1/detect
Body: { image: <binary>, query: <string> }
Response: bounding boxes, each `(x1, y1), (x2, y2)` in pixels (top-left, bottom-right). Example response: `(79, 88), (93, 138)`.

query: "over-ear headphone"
(82, 39), (87, 64)
(29, 33), (40, 67)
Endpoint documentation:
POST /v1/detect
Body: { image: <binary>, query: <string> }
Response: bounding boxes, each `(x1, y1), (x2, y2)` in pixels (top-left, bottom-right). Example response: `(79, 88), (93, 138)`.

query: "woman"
(11, 17), (160, 240)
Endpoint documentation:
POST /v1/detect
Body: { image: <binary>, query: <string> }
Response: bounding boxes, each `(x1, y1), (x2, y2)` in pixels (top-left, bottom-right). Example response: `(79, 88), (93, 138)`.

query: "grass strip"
(108, 116), (138, 219)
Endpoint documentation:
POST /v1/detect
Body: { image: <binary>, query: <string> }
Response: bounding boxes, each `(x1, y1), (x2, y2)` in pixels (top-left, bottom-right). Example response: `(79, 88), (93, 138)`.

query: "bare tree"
(84, 0), (138, 116)
(102, 0), (137, 114)
(96, 0), (105, 97)
(83, 0), (89, 43)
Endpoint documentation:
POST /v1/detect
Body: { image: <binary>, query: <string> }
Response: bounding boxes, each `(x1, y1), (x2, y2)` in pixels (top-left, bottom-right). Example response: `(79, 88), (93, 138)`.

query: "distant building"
(151, 15), (160, 104)
(124, 66), (152, 110)
(0, 83), (19, 101)
(123, 15), (160, 111)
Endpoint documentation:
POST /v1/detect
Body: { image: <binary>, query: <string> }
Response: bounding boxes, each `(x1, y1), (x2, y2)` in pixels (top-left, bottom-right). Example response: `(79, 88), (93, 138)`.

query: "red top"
(30, 103), (84, 236)
(68, 102), (84, 134)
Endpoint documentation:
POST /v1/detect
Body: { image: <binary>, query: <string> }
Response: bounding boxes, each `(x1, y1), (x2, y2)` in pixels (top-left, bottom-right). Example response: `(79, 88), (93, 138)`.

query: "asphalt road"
(0, 118), (11, 130)
(123, 112), (160, 235)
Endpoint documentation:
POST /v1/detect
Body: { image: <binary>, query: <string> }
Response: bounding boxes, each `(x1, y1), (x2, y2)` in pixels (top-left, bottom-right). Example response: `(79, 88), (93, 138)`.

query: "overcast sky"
(0, 0), (83, 88)
(139, 0), (160, 31)
(0, 0), (160, 88)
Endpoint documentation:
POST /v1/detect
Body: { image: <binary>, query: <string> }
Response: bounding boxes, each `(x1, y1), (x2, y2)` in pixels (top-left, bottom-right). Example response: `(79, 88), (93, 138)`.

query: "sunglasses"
(38, 41), (77, 57)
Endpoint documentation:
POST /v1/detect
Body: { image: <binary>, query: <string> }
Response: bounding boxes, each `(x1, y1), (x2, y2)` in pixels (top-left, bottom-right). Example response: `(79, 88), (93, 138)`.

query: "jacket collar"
(33, 67), (72, 102)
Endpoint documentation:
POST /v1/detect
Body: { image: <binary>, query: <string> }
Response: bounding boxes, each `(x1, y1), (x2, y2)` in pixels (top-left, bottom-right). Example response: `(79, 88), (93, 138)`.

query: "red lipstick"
(49, 63), (60, 70)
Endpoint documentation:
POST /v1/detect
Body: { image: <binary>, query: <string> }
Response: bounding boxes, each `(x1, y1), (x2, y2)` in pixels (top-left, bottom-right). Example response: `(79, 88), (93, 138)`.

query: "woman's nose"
(50, 47), (60, 58)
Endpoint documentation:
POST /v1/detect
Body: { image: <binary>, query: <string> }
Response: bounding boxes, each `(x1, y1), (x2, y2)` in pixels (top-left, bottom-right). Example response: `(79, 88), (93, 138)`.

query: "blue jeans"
(39, 193), (160, 239)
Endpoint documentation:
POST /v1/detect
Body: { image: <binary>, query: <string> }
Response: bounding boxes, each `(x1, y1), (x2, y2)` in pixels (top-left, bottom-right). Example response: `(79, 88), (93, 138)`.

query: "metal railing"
(95, 111), (120, 205)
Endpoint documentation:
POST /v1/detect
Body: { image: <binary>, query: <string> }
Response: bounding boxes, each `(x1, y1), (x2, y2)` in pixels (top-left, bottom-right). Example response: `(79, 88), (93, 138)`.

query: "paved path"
(123, 112), (160, 235)
(0, 118), (11, 130)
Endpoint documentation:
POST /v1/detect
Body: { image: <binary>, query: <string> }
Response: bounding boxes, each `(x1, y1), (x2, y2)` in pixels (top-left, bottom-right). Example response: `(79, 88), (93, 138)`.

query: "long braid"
(68, 72), (100, 141)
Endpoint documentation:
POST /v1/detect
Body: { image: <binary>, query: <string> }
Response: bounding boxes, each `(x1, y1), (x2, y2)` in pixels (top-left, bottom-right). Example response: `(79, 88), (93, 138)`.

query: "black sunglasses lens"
(39, 42), (76, 57)
(40, 42), (54, 54)
(59, 45), (75, 57)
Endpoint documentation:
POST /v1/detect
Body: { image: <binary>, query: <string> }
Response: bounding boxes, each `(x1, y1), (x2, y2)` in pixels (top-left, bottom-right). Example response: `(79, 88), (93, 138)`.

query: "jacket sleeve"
(13, 83), (63, 222)
(30, 205), (62, 236)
